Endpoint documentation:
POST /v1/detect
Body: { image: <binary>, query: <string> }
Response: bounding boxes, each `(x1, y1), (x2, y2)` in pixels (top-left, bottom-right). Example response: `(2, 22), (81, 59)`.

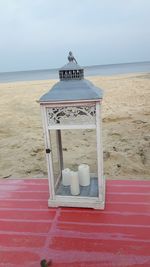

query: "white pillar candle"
(70, 171), (80, 196)
(62, 168), (71, 186)
(78, 164), (90, 186)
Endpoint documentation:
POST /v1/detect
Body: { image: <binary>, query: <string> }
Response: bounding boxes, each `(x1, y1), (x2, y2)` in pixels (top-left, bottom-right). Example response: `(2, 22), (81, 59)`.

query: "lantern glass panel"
(49, 129), (99, 198)
(49, 131), (61, 188)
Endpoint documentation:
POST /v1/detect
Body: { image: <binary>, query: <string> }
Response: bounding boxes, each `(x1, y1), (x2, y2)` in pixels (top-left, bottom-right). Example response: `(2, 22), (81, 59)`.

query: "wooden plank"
(0, 191), (49, 200)
(0, 220), (51, 233)
(58, 222), (150, 240)
(0, 199), (47, 209)
(0, 209), (56, 221)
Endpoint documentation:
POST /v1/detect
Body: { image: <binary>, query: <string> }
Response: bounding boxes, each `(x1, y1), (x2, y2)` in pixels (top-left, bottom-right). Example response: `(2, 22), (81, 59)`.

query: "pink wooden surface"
(0, 178), (150, 266)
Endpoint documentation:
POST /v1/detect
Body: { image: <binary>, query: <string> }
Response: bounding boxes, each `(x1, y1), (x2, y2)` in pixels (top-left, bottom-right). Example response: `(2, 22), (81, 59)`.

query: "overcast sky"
(0, 0), (150, 72)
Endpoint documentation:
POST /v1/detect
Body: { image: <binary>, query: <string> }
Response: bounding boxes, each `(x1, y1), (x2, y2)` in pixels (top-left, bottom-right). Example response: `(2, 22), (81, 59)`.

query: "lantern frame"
(40, 99), (105, 209)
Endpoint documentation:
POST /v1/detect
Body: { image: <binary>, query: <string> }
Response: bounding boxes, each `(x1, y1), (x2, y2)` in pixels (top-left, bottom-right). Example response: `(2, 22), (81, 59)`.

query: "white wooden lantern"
(38, 52), (105, 209)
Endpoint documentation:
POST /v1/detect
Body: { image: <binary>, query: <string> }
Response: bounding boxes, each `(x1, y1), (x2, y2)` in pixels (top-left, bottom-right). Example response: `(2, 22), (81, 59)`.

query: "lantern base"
(48, 197), (105, 209)
(48, 177), (105, 210)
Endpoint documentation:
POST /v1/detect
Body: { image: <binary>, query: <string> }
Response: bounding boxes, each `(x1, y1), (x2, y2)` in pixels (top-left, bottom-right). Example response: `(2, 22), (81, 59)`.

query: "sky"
(0, 0), (150, 72)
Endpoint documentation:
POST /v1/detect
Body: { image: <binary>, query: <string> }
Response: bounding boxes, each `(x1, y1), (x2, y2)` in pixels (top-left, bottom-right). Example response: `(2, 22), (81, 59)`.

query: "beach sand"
(0, 73), (150, 180)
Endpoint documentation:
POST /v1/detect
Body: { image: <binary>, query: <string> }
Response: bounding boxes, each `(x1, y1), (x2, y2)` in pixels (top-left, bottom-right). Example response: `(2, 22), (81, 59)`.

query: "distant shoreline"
(1, 60), (150, 74)
(0, 61), (150, 83)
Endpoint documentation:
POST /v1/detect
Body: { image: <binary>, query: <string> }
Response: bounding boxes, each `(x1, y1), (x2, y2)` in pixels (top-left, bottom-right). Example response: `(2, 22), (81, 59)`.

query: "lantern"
(38, 52), (105, 209)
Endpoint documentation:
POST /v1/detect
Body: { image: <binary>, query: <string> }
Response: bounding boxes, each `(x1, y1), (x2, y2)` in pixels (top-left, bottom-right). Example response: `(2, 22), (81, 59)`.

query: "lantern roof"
(39, 52), (103, 103)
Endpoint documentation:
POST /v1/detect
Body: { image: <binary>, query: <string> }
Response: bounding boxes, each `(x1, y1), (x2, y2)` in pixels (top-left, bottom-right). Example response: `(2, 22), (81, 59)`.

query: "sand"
(0, 73), (150, 180)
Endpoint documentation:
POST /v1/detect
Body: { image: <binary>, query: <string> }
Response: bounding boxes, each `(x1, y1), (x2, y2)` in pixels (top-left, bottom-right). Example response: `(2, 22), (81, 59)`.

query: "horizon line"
(0, 60), (150, 75)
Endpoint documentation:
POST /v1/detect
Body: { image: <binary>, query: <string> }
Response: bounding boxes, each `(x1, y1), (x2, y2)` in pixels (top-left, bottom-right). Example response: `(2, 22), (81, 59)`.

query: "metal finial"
(68, 51), (77, 64)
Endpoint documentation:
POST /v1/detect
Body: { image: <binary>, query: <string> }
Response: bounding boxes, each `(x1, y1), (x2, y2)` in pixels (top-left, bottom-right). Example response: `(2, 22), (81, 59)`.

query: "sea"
(0, 61), (150, 83)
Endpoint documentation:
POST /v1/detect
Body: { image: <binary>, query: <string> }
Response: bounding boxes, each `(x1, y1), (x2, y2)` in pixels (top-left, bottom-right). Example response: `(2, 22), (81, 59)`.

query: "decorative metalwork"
(46, 105), (96, 126)
(59, 69), (84, 80)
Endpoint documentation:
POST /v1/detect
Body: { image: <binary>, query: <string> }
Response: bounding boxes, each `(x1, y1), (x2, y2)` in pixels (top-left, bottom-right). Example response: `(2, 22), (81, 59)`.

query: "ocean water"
(0, 61), (150, 83)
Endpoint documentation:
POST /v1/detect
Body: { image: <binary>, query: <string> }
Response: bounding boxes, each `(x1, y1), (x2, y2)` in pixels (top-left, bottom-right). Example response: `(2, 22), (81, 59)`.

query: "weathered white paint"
(40, 100), (105, 209)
